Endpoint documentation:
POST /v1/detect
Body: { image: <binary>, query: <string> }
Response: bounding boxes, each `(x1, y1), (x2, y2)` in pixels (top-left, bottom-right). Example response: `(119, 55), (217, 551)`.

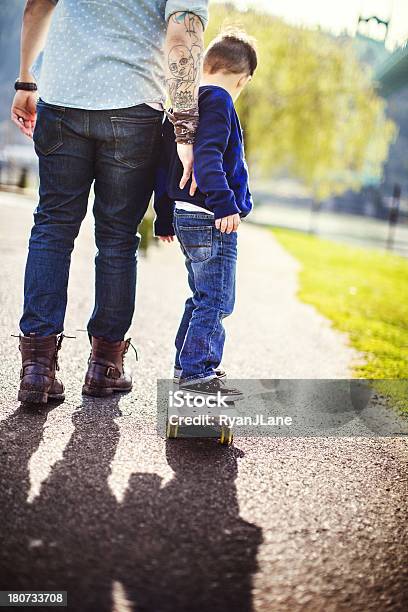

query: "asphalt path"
(0, 192), (407, 612)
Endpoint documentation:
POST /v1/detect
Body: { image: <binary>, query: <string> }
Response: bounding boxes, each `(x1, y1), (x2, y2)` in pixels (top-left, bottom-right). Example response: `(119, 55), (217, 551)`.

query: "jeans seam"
(206, 229), (224, 372)
(84, 111), (90, 138)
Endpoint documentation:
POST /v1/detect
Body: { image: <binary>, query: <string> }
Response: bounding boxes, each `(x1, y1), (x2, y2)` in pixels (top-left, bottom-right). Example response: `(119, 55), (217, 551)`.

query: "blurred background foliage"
(0, 1), (406, 220)
(205, 3), (396, 200)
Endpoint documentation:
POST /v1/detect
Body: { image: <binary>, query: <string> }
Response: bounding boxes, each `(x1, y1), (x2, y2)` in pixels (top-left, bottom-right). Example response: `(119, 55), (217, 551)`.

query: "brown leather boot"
(82, 337), (133, 397)
(18, 333), (65, 405)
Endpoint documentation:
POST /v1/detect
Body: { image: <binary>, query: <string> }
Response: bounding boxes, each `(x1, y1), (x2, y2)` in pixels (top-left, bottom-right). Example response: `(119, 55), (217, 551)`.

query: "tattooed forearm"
(165, 11), (203, 111)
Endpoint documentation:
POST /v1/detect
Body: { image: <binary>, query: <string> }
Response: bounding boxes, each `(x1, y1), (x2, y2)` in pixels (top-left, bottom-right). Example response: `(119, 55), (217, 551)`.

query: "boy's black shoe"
(179, 377), (243, 402)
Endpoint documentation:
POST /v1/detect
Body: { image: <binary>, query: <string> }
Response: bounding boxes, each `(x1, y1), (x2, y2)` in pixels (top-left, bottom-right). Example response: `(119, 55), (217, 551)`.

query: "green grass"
(272, 228), (408, 412)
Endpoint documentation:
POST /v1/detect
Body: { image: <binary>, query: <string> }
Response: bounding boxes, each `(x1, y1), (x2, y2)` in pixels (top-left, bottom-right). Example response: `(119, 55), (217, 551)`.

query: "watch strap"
(15, 80), (38, 92)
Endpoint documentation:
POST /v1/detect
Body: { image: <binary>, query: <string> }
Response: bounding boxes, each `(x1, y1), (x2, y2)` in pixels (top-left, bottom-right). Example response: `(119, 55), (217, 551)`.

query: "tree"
(205, 4), (396, 200)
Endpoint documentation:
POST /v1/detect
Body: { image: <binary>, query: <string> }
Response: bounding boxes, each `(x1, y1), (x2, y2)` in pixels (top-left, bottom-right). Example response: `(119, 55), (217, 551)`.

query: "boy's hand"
(158, 235), (174, 243)
(215, 214), (240, 234)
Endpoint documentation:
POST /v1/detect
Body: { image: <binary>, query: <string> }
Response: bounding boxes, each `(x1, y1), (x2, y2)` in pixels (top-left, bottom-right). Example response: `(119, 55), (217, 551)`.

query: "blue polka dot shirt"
(32, 0), (208, 110)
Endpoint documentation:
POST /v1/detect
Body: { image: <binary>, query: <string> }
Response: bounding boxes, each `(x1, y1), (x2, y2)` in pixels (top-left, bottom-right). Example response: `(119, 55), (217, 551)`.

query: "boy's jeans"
(173, 210), (237, 384)
(20, 100), (163, 341)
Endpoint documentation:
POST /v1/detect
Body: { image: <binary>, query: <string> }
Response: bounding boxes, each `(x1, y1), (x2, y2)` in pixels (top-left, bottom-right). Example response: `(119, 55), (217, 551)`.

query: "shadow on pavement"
(0, 397), (262, 612)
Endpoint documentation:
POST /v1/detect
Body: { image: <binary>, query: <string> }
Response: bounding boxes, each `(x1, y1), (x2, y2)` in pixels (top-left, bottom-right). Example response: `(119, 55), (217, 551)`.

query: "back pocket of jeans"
(111, 116), (161, 169)
(33, 102), (65, 156)
(177, 226), (213, 262)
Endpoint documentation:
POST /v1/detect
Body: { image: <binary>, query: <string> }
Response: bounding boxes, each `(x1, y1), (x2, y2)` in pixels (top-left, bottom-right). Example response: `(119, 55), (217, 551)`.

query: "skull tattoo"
(168, 45), (195, 81)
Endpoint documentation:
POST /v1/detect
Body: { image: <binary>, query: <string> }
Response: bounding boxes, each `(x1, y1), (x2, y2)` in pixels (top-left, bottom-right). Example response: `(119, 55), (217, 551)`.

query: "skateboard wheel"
(166, 421), (178, 439)
(219, 427), (233, 446)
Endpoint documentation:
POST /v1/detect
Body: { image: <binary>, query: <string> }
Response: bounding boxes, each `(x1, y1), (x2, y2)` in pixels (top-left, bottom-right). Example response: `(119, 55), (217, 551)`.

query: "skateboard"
(166, 419), (234, 446)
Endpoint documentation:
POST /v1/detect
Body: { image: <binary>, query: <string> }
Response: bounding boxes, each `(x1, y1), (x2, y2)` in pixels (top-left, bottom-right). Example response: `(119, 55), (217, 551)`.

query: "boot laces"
(55, 334), (76, 371)
(124, 339), (138, 363)
(11, 332), (76, 370)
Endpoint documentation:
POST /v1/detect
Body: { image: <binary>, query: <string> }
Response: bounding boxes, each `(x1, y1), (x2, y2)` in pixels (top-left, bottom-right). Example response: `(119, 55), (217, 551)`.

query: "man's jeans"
(20, 100), (163, 341)
(173, 210), (237, 384)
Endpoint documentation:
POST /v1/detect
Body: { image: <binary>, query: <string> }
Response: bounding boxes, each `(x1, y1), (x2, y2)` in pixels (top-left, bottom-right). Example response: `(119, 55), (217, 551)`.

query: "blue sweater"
(154, 85), (253, 236)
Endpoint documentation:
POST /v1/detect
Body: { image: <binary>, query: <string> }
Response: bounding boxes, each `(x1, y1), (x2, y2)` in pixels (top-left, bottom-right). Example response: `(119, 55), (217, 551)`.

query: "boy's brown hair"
(204, 27), (258, 77)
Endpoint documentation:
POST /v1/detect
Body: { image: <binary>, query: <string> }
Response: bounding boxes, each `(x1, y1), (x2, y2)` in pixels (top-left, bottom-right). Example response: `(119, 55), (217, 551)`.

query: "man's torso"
(33, 0), (190, 110)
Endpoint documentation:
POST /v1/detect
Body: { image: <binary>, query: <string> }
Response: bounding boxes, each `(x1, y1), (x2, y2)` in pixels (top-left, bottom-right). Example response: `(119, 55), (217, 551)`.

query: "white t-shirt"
(175, 201), (214, 215)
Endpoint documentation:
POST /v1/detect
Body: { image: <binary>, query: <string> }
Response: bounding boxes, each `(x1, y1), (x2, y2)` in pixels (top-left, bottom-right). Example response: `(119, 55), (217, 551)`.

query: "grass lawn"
(272, 228), (408, 412)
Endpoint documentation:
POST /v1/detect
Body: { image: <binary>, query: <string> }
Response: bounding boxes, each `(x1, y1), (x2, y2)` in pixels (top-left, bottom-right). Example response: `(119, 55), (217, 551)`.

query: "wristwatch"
(14, 79), (38, 92)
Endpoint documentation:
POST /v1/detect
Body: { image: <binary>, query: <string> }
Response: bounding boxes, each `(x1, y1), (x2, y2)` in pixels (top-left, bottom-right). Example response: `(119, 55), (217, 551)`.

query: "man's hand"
(215, 214), (241, 234)
(158, 235), (175, 243)
(11, 90), (38, 138)
(177, 143), (197, 195)
(11, 0), (57, 137)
